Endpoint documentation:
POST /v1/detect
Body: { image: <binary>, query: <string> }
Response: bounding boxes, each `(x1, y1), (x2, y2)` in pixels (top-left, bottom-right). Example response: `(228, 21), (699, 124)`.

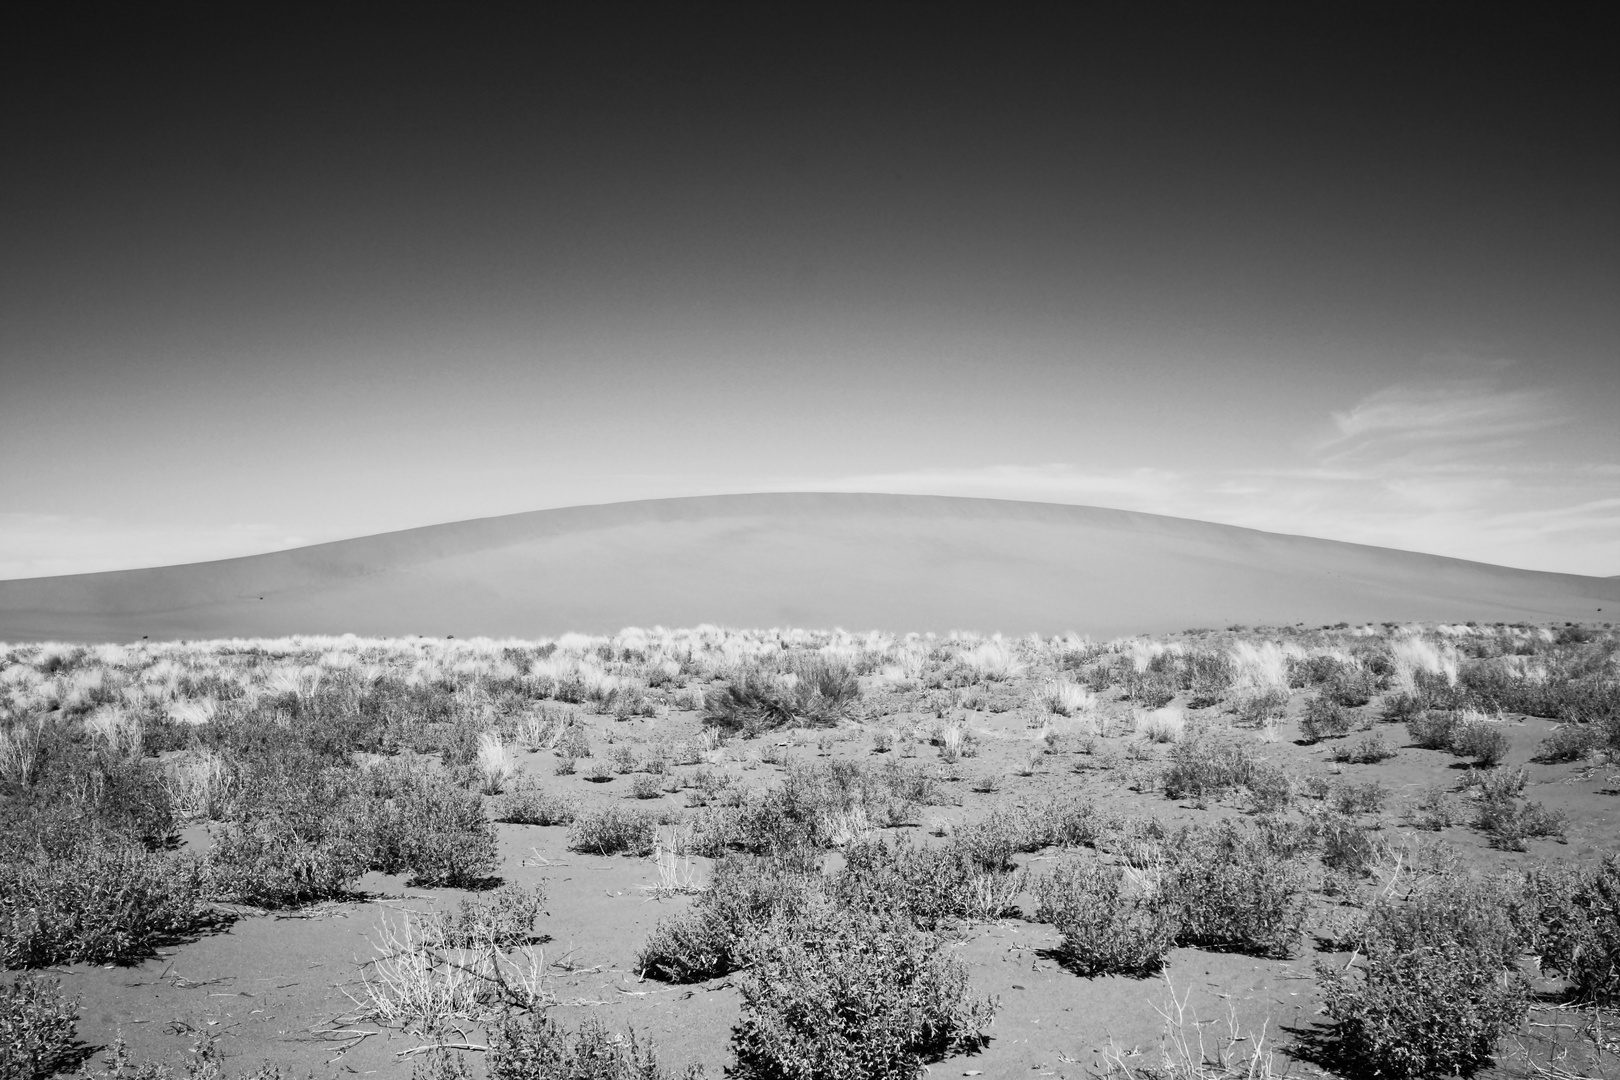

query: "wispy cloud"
(809, 372), (1619, 576)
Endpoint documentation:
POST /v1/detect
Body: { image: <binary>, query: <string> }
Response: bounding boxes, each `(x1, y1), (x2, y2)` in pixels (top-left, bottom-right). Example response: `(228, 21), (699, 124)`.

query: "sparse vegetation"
(0, 622), (1613, 1078)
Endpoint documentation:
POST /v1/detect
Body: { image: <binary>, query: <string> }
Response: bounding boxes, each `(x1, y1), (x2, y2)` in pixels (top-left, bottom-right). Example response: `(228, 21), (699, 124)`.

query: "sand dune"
(1, 493), (1614, 642)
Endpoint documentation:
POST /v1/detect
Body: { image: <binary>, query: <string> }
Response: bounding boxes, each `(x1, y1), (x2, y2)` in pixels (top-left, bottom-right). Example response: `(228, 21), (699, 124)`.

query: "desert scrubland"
(2, 622), (1618, 1080)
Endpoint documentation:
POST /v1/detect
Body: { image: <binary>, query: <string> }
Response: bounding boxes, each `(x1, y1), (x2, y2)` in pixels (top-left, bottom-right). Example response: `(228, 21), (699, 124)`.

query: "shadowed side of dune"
(1, 493), (1614, 642)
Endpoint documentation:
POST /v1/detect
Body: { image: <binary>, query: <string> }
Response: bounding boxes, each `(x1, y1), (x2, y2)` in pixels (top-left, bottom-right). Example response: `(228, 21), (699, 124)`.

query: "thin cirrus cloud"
(813, 376), (1619, 577)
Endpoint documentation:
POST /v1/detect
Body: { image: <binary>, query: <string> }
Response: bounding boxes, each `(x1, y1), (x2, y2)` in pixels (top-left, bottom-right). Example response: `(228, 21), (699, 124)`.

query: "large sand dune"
(1, 493), (1614, 642)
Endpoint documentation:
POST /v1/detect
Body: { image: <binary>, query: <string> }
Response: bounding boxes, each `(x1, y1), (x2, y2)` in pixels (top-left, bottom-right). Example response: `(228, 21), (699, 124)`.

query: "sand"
(2, 493), (1615, 642)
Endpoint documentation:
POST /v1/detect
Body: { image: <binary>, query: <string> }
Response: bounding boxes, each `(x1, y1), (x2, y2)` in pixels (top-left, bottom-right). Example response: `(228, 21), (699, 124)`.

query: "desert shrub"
(1018, 793), (1115, 850)
(1, 831), (207, 966)
(1179, 651), (1233, 708)
(1452, 717), (1511, 765)
(705, 658), (860, 735)
(1520, 855), (1620, 1005)
(1244, 761), (1293, 813)
(1298, 696), (1353, 743)
(497, 786), (578, 826)
(1327, 780), (1386, 816)
(481, 1012), (697, 1080)
(638, 855), (828, 982)
(1317, 813), (1387, 878)
(1330, 732), (1395, 764)
(1161, 822), (1307, 958)
(1379, 691), (1424, 724)
(1230, 688), (1289, 728)
(421, 883), (546, 950)
(205, 819), (370, 908)
(569, 806), (659, 856)
(1322, 668), (1377, 708)
(1125, 670), (1177, 709)
(727, 910), (996, 1080)
(1402, 787), (1462, 830)
(1034, 858), (1178, 977)
(837, 834), (1022, 928)
(1475, 796), (1567, 851)
(630, 774), (664, 799)
(1319, 872), (1530, 1078)
(1534, 723), (1601, 763)
(1406, 709), (1459, 750)
(0, 975), (80, 1080)
(1160, 737), (1256, 802)
(369, 772), (499, 888)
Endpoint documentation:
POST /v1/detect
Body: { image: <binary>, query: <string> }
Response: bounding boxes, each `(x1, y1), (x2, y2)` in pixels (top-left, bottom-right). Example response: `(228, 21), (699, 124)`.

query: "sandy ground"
(49, 690), (1619, 1079)
(4, 493), (1617, 642)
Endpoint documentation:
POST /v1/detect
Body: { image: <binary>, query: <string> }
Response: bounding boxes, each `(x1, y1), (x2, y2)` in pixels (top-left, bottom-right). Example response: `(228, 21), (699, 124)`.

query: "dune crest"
(1, 493), (1613, 642)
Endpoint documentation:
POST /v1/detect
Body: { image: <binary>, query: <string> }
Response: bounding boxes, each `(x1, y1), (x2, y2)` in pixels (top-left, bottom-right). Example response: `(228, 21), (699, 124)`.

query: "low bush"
(727, 909), (996, 1079)
(1244, 761), (1293, 813)
(1452, 716), (1511, 765)
(1230, 688), (1289, 728)
(1327, 780), (1387, 816)
(569, 806), (659, 856)
(0, 974), (80, 1080)
(1520, 855), (1620, 1005)
(837, 834), (1022, 928)
(421, 883), (546, 949)
(366, 767), (498, 887)
(1475, 796), (1567, 851)
(1330, 732), (1395, 764)
(205, 821), (370, 908)
(1161, 822), (1307, 957)
(1160, 737), (1256, 802)
(1319, 872), (1530, 1078)
(496, 786), (578, 826)
(1317, 813), (1387, 878)
(1406, 710), (1459, 750)
(478, 1012), (700, 1080)
(2, 832), (208, 966)
(1534, 723), (1600, 763)
(638, 854), (827, 982)
(1299, 696), (1353, 743)
(1034, 858), (1178, 976)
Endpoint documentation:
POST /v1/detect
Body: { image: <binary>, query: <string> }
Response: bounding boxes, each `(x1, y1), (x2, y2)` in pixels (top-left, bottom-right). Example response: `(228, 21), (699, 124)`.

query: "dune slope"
(1, 493), (1614, 642)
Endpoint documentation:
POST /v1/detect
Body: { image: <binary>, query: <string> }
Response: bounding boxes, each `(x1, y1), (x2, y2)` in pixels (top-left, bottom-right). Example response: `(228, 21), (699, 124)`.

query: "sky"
(2, 5), (1616, 579)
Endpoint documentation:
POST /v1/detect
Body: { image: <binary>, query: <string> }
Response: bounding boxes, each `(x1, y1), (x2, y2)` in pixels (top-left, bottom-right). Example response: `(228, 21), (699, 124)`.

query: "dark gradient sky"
(3, 5), (1616, 577)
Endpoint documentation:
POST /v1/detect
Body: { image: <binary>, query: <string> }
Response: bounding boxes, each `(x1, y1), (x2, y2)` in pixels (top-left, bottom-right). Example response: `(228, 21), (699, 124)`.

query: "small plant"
(568, 805), (659, 856)
(611, 744), (639, 774)
(3, 834), (209, 966)
(584, 760), (614, 783)
(358, 903), (548, 1027)
(1318, 872), (1530, 1078)
(0, 975), (80, 1080)
(1034, 858), (1179, 976)
(727, 909), (997, 1079)
(1231, 688), (1289, 728)
(1475, 796), (1567, 851)
(1245, 761), (1293, 814)
(476, 731), (518, 795)
(1402, 787), (1461, 831)
(481, 1012), (699, 1080)
(1138, 708), (1185, 744)
(1299, 696), (1353, 743)
(1452, 716), (1511, 766)
(1161, 823), (1307, 958)
(631, 774), (664, 800)
(871, 729), (893, 754)
(1534, 723), (1600, 763)
(1161, 737), (1256, 803)
(638, 854), (827, 982)
(1407, 710), (1459, 750)
(1330, 732), (1395, 764)
(496, 785), (578, 826)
